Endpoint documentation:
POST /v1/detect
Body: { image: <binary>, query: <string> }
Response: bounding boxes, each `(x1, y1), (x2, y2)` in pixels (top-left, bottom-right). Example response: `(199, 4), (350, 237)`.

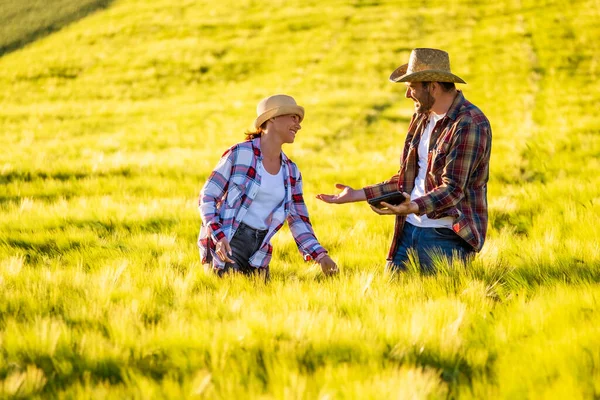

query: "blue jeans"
(388, 222), (474, 272)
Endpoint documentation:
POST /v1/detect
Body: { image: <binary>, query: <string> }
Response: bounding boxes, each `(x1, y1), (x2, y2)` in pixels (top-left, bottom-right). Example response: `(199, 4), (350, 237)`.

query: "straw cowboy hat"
(254, 94), (305, 129)
(389, 48), (466, 84)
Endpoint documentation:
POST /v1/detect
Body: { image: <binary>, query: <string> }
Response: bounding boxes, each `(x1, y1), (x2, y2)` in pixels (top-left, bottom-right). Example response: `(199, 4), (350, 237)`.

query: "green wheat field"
(1, 0), (599, 398)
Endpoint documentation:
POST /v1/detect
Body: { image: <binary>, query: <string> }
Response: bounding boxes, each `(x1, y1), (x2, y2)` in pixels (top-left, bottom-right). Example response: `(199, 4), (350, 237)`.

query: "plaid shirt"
(198, 137), (327, 269)
(364, 91), (492, 257)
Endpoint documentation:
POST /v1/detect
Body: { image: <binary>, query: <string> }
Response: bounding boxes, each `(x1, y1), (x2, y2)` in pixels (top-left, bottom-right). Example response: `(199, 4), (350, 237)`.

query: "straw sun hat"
(254, 94), (305, 129)
(389, 48), (466, 84)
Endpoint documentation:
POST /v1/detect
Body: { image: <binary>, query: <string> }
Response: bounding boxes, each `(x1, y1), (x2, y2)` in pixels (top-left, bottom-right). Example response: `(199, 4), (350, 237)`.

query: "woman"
(198, 94), (338, 278)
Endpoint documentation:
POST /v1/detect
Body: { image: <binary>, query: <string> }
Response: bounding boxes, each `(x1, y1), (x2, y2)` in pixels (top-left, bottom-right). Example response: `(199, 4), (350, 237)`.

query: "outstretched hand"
(316, 183), (366, 204)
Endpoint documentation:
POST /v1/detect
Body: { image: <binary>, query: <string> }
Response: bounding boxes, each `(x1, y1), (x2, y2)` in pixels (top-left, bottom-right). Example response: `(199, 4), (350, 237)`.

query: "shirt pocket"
(430, 143), (450, 180)
(226, 183), (246, 208)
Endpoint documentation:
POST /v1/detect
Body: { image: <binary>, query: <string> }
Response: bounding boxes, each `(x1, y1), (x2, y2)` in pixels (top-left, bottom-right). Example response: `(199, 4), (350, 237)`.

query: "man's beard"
(415, 91), (435, 115)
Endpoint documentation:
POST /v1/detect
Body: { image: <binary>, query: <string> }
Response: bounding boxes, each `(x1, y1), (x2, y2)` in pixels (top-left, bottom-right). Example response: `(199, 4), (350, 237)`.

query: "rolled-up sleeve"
(363, 174), (401, 200)
(199, 149), (235, 241)
(287, 171), (327, 262)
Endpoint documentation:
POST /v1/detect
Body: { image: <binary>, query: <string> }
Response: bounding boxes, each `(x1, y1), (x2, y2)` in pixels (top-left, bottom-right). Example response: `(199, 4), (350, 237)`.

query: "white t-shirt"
(242, 162), (285, 230)
(406, 112), (454, 228)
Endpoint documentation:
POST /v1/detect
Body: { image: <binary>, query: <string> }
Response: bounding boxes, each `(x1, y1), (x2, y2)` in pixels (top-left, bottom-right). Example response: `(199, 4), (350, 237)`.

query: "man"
(317, 48), (492, 271)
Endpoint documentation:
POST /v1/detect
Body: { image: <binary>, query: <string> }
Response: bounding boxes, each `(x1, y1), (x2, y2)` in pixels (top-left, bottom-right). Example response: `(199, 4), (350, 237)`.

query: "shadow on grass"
(506, 260), (600, 289)
(385, 344), (483, 396)
(0, 168), (134, 185)
(0, 167), (136, 207)
(0, 216), (180, 266)
(0, 0), (115, 58)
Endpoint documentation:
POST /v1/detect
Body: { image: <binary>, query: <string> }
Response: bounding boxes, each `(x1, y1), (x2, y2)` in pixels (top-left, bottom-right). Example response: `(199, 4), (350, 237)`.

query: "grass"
(1, 0), (600, 398)
(0, 0), (114, 57)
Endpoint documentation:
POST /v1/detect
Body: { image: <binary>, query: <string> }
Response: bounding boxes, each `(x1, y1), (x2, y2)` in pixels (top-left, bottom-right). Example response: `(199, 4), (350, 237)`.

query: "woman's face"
(270, 114), (302, 143)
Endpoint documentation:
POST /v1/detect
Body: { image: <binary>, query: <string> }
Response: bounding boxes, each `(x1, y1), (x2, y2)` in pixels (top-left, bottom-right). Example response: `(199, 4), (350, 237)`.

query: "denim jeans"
(387, 222), (474, 273)
(215, 222), (269, 280)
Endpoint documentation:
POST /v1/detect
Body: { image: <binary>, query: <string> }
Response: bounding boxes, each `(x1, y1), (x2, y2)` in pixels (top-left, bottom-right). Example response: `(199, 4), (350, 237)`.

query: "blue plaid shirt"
(198, 137), (327, 269)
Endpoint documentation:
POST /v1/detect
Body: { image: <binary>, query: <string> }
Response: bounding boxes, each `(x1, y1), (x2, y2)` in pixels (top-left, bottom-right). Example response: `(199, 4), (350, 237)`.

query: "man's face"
(405, 82), (435, 114)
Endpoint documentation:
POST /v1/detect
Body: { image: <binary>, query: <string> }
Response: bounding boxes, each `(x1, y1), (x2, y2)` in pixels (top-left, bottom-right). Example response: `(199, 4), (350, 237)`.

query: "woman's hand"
(318, 255), (339, 275)
(215, 237), (234, 263)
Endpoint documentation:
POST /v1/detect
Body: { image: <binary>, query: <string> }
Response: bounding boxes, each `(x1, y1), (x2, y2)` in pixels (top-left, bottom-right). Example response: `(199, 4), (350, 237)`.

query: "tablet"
(367, 192), (408, 209)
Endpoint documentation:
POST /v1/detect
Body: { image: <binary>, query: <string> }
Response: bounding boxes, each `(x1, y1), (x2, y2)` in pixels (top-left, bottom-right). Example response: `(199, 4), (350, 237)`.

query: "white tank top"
(406, 112), (454, 228)
(242, 163), (285, 230)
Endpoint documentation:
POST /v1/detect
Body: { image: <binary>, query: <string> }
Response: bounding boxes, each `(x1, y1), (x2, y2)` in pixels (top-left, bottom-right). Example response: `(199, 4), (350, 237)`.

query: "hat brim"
(389, 64), (466, 84)
(254, 105), (305, 129)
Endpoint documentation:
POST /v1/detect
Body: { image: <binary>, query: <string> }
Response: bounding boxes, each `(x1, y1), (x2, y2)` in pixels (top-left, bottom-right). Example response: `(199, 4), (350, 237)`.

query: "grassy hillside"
(1, 0), (599, 398)
(0, 0), (113, 57)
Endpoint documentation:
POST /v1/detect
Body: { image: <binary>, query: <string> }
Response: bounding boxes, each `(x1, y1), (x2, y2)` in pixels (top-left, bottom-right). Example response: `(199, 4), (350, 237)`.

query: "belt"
(238, 222), (268, 235)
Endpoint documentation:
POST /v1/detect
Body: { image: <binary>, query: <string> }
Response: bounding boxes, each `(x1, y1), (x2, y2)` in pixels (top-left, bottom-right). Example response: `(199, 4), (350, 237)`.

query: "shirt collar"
(445, 90), (465, 122)
(251, 137), (289, 163)
(251, 137), (262, 158)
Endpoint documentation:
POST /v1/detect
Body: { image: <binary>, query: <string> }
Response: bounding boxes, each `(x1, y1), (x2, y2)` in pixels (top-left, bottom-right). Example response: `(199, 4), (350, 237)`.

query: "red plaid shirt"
(364, 91), (492, 257)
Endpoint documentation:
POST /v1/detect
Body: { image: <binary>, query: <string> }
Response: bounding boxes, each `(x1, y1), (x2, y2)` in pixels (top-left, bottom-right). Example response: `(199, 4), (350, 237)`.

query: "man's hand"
(369, 192), (419, 216)
(215, 237), (234, 263)
(316, 183), (366, 204)
(318, 255), (339, 275)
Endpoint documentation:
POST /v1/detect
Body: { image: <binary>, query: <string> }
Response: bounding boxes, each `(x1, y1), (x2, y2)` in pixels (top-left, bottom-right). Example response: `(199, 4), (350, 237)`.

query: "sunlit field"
(1, 0), (599, 398)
